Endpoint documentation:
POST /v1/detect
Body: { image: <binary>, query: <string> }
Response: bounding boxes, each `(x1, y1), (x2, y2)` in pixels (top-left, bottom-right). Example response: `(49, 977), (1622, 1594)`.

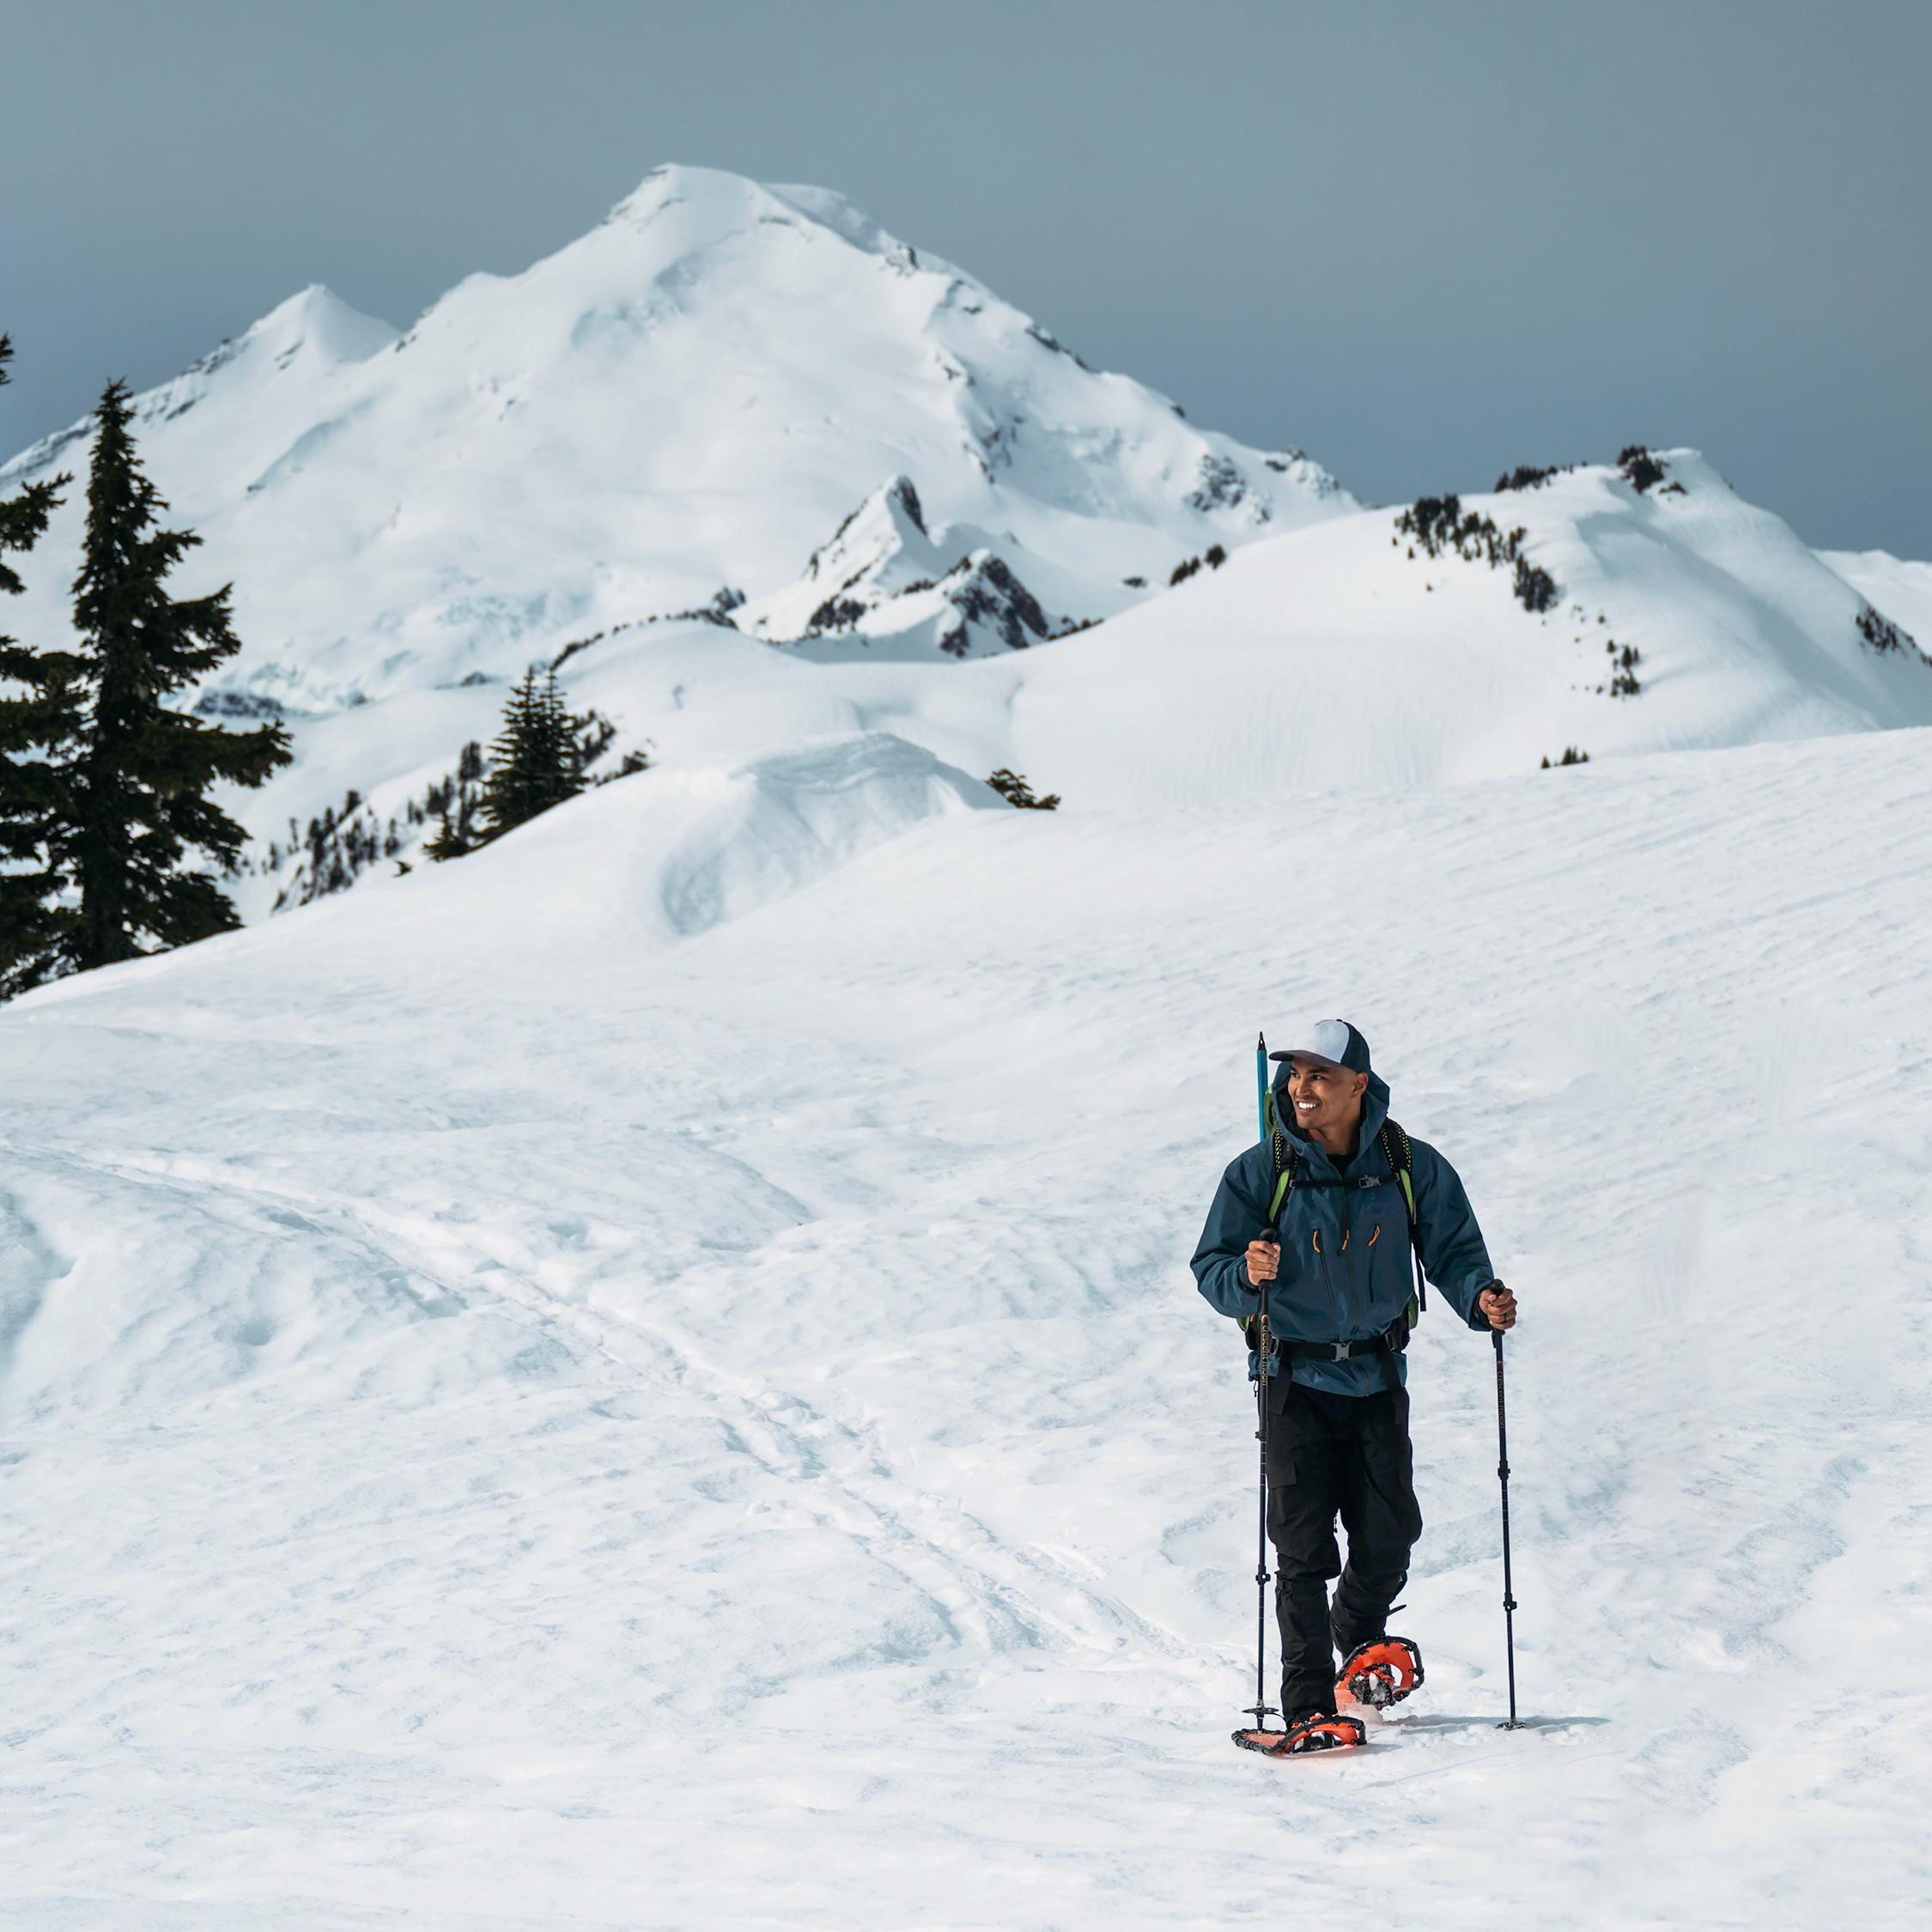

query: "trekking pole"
(1492, 1327), (1523, 1730)
(1247, 1266), (1275, 1735)
(1245, 1032), (1277, 1735)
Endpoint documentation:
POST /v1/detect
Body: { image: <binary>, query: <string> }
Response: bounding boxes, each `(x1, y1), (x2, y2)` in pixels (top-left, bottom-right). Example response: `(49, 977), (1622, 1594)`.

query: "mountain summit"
(1, 164), (1348, 706)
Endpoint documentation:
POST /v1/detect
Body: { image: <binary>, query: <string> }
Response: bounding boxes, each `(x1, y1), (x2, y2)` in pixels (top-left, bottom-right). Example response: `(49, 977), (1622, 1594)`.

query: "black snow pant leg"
(1264, 1376), (1423, 1716)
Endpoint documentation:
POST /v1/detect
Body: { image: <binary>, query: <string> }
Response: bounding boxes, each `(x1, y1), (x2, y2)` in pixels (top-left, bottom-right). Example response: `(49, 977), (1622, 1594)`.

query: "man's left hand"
(1478, 1282), (1518, 1331)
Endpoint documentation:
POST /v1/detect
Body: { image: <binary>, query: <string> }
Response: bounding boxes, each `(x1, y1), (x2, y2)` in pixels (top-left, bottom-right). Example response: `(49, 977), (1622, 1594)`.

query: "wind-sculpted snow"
(645, 732), (1000, 935)
(2, 722), (1928, 1926)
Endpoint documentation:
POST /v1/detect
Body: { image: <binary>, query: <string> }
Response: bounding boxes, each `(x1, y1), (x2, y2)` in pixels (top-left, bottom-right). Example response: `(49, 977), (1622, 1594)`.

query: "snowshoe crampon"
(1232, 1711), (1368, 1758)
(1336, 1637), (1424, 1711)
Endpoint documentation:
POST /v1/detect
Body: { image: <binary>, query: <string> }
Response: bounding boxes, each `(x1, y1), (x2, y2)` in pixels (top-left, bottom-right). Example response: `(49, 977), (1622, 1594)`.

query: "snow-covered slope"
(3, 718), (1928, 1927)
(997, 448), (1932, 804)
(0, 166), (1346, 707)
(1820, 546), (1932, 650)
(224, 443), (1932, 917)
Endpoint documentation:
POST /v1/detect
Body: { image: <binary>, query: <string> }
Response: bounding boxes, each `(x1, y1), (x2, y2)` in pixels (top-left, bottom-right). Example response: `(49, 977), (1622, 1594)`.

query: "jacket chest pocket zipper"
(1309, 1223), (1359, 1333)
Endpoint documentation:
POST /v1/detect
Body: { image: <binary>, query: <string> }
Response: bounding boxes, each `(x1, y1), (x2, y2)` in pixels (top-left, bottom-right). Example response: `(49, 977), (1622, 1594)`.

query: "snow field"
(3, 721), (1929, 1927)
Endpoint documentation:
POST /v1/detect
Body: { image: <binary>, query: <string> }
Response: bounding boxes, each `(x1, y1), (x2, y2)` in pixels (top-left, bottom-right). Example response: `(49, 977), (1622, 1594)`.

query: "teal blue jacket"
(1190, 1065), (1497, 1395)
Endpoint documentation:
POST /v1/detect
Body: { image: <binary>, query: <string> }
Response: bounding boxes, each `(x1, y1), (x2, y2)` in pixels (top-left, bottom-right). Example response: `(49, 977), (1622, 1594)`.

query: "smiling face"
(1283, 1055), (1369, 1148)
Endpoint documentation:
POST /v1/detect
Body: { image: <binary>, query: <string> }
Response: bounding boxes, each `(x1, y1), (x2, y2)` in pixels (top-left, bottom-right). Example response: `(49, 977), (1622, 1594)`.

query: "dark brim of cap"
(1267, 1049), (1342, 1066)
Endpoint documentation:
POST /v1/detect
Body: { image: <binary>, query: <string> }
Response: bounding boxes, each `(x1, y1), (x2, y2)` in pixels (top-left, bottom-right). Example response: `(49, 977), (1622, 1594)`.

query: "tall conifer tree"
(0, 337), (82, 993)
(54, 380), (290, 974)
(477, 665), (584, 842)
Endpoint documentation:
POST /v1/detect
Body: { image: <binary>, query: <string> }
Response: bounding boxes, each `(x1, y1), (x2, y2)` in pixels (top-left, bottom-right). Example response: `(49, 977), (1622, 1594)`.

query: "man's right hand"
(1244, 1237), (1281, 1285)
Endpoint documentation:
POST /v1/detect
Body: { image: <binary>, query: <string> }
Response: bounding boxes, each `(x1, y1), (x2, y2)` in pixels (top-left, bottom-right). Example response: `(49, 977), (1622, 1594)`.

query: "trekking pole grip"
(1493, 1328), (1510, 1482)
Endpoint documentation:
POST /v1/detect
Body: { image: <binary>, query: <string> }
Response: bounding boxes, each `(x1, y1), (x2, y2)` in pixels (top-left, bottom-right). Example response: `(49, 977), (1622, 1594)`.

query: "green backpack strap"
(1242, 1093), (1298, 1352)
(1250, 1104), (1422, 1336)
(1262, 1085), (1298, 1222)
(1379, 1119), (1426, 1322)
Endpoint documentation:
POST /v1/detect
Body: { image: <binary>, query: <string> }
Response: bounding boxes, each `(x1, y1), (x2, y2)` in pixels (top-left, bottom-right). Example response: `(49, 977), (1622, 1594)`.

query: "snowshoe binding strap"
(1232, 1711), (1368, 1756)
(1336, 1637), (1425, 1711)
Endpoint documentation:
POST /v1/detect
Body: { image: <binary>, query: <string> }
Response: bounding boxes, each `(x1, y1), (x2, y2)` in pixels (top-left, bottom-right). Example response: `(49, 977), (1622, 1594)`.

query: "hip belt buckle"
(1331, 1340), (1352, 1361)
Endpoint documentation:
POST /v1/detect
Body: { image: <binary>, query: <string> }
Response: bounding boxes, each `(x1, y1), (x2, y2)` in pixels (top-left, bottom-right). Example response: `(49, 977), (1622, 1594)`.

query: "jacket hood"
(1269, 1061), (1393, 1171)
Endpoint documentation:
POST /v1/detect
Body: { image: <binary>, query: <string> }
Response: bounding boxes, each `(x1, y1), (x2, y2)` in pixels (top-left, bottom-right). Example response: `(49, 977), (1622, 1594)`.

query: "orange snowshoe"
(1233, 1710), (1369, 1758)
(1336, 1637), (1425, 1711)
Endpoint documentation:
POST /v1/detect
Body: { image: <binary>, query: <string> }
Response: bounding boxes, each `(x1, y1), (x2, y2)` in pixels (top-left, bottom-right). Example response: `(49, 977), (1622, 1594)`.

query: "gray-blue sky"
(3, 0), (1926, 554)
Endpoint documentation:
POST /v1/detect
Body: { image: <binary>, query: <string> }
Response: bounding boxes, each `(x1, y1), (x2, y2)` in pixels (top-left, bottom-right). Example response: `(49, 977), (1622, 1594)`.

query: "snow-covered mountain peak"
(2, 164), (1351, 704)
(0, 284), (403, 526)
(738, 473), (1051, 655)
(248, 283), (400, 368)
(598, 164), (958, 283)
(603, 161), (775, 229)
(805, 476), (933, 585)
(149, 282), (400, 413)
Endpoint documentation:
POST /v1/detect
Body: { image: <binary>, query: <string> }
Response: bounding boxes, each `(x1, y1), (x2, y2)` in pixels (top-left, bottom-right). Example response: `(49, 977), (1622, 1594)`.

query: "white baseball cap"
(1267, 1019), (1371, 1074)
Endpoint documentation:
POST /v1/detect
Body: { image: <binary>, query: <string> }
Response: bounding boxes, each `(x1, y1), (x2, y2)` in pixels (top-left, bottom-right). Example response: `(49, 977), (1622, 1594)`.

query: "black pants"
(1264, 1375), (1423, 1716)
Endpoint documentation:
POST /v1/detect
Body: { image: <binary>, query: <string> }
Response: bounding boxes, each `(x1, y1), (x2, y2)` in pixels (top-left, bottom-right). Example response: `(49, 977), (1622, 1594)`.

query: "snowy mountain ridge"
(4, 165), (1929, 933)
(211, 440), (1932, 924)
(0, 164), (1348, 708)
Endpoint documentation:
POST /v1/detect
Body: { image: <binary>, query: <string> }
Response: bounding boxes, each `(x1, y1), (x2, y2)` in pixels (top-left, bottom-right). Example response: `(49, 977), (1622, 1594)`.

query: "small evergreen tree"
(422, 805), (470, 862)
(0, 337), (82, 993)
(52, 380), (290, 976)
(1618, 446), (1666, 494)
(477, 666), (584, 842)
(986, 768), (1060, 811)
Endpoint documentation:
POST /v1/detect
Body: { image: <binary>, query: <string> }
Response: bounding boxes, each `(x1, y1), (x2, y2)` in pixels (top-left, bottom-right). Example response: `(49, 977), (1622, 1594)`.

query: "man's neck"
(1310, 1112), (1362, 1163)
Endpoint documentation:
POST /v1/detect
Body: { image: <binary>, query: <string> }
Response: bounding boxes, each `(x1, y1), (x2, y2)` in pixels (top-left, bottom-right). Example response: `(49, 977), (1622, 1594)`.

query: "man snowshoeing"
(1191, 1020), (1517, 1755)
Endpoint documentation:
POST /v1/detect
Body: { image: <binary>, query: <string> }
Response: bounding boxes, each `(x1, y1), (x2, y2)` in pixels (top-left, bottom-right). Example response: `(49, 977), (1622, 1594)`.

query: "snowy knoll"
(0, 165), (1345, 708)
(999, 447), (1932, 805)
(3, 720), (1928, 1925)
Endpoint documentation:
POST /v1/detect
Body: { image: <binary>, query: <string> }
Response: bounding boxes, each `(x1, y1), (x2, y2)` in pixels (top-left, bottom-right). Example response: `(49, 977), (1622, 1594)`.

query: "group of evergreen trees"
(422, 669), (631, 860)
(1168, 544), (1228, 586)
(985, 768), (1060, 811)
(1854, 603), (1928, 665)
(1, 347), (288, 998)
(1392, 493), (1560, 615)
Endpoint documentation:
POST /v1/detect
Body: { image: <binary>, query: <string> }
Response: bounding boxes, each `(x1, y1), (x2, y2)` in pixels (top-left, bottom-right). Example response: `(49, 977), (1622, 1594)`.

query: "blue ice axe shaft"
(1245, 1031), (1277, 1732)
